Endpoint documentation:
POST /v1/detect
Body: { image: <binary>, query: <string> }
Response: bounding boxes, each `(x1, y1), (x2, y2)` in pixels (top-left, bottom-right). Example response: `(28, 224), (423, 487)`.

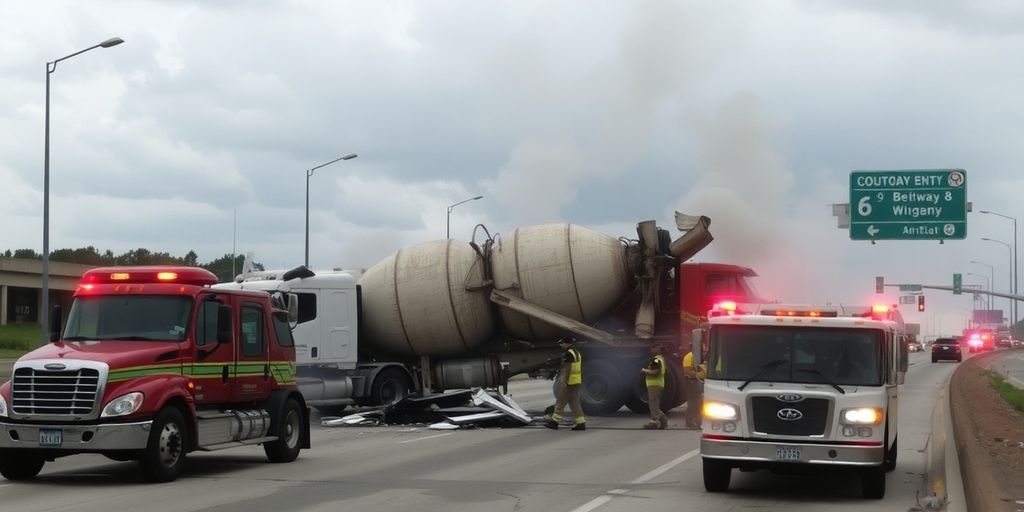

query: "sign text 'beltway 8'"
(849, 169), (967, 241)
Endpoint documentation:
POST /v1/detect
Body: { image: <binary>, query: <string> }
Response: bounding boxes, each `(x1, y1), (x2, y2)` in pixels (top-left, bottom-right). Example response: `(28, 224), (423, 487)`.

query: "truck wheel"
(139, 407), (188, 483)
(623, 374), (650, 414)
(0, 450), (45, 480)
(702, 458), (731, 492)
(371, 369), (409, 406)
(265, 398), (303, 463)
(580, 359), (627, 416)
(861, 467), (886, 499)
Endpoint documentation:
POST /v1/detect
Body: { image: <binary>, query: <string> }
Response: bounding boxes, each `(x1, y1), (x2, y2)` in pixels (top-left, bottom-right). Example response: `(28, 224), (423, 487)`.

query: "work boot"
(544, 419), (559, 430)
(643, 422), (658, 430)
(658, 419), (668, 430)
(571, 422), (586, 431)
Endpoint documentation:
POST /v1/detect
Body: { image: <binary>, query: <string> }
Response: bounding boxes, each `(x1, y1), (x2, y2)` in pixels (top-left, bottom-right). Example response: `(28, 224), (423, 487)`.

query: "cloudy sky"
(3, 1), (1023, 336)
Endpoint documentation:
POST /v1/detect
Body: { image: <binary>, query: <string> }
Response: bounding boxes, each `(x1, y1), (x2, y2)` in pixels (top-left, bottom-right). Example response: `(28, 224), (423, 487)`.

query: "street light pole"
(446, 195), (483, 239)
(966, 272), (991, 311)
(41, 37), (124, 344)
(980, 210), (1018, 328)
(304, 153), (357, 268)
(970, 261), (994, 310)
(981, 237), (1014, 325)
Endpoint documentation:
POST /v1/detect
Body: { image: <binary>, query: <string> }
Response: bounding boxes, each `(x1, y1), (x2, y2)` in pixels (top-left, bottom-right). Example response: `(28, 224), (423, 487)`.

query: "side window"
(240, 304), (265, 357)
(273, 313), (295, 347)
(705, 274), (734, 296)
(296, 292), (317, 324)
(195, 299), (222, 347)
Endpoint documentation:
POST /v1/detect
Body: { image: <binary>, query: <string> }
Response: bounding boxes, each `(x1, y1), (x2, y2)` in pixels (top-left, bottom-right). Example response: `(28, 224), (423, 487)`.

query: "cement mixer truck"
(216, 213), (763, 415)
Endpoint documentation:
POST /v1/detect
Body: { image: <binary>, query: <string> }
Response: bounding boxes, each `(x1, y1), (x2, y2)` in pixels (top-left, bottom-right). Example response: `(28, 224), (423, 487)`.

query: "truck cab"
(693, 303), (908, 499)
(0, 266), (310, 483)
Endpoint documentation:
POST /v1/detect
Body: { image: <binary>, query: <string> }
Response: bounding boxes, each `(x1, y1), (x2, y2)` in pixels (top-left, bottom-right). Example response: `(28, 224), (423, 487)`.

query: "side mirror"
(287, 293), (299, 325)
(50, 304), (63, 343)
(216, 304), (233, 343)
(691, 329), (703, 367)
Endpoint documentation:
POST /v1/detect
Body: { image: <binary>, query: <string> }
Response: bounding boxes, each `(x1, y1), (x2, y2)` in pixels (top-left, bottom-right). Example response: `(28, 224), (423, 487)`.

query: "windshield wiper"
(797, 368), (846, 394)
(62, 336), (93, 341)
(738, 359), (788, 391)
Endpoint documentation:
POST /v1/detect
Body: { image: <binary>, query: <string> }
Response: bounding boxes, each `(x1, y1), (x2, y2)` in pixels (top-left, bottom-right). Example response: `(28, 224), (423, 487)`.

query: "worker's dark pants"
(647, 385), (667, 428)
(553, 383), (585, 424)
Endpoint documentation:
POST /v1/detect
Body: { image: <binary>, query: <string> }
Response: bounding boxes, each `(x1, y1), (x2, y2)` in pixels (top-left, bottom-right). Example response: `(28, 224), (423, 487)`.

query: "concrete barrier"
(922, 375), (967, 511)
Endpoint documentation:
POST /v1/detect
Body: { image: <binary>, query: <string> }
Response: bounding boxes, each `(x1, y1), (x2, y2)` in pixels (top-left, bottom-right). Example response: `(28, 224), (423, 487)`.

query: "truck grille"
(11, 367), (101, 416)
(750, 396), (830, 436)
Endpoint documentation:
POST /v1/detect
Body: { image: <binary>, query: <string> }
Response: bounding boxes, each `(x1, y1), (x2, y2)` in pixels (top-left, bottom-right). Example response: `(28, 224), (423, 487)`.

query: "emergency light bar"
(759, 308), (838, 318)
(81, 267), (218, 287)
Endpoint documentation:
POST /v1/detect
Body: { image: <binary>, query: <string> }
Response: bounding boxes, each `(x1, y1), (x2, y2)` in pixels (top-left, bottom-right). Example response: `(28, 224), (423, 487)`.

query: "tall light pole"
(980, 210), (1018, 328)
(981, 236), (1014, 325)
(966, 272), (991, 312)
(304, 153), (357, 268)
(41, 36), (124, 344)
(969, 261), (994, 310)
(447, 195), (483, 239)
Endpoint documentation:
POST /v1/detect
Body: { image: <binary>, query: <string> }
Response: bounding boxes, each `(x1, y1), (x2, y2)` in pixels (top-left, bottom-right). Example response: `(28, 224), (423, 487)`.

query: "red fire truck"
(0, 267), (310, 482)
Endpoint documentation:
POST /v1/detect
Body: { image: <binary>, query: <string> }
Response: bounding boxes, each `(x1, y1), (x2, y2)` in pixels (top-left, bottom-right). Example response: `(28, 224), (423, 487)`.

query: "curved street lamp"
(979, 210), (1018, 327)
(969, 261), (994, 310)
(447, 195), (483, 239)
(41, 37), (125, 344)
(304, 153), (358, 268)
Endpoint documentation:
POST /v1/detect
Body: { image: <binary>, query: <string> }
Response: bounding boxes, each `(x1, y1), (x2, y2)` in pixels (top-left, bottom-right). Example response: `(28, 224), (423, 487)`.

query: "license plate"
(39, 429), (62, 447)
(775, 446), (801, 461)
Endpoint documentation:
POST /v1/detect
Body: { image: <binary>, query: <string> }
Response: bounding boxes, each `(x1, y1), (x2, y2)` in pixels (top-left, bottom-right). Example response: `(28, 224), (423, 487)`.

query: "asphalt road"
(2, 351), (959, 511)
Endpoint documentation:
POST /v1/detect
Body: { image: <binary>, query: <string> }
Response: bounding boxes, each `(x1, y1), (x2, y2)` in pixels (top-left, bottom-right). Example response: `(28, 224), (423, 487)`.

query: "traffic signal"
(917, 295), (925, 312)
(953, 273), (962, 295)
(876, 276), (884, 294)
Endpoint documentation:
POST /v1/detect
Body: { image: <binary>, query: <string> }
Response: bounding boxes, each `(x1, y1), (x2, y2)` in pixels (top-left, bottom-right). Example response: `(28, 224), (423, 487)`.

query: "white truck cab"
(692, 303), (909, 499)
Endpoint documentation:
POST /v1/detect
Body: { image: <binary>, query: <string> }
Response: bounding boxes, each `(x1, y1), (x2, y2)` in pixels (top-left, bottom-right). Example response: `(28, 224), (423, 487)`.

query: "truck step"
(197, 436), (278, 451)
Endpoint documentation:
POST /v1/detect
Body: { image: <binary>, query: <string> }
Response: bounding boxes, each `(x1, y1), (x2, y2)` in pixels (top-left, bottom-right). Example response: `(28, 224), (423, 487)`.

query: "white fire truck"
(691, 302), (908, 499)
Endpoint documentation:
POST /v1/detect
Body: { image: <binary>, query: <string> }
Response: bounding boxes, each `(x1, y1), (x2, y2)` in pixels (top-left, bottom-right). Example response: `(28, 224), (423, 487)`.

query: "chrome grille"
(12, 367), (100, 416)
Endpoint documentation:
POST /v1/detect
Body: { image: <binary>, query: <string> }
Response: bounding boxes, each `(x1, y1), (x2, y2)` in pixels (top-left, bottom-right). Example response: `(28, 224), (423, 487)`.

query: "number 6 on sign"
(858, 196), (872, 216)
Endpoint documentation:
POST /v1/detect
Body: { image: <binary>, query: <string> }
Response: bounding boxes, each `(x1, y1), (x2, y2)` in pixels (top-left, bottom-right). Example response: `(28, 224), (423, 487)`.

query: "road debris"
(321, 388), (535, 429)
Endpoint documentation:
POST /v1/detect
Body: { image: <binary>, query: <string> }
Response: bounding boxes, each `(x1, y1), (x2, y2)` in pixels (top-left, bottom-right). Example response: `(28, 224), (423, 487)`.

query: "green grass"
(986, 370), (1024, 413)
(0, 323), (40, 357)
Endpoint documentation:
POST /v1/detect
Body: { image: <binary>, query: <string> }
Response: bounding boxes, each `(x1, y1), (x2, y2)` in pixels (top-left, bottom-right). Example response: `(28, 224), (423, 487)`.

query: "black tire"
(623, 364), (687, 414)
(861, 466), (886, 499)
(371, 369), (410, 406)
(580, 359), (627, 416)
(139, 407), (188, 483)
(0, 450), (45, 480)
(702, 458), (731, 492)
(624, 373), (651, 414)
(265, 398), (304, 463)
(885, 438), (897, 472)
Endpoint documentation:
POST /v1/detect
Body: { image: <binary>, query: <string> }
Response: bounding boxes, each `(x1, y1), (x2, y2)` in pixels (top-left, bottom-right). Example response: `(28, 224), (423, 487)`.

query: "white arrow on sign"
(867, 225), (880, 237)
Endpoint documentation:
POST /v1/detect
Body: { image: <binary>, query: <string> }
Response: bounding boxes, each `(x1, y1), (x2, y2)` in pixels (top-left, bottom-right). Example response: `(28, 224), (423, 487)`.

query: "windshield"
(709, 325), (884, 386)
(63, 295), (194, 342)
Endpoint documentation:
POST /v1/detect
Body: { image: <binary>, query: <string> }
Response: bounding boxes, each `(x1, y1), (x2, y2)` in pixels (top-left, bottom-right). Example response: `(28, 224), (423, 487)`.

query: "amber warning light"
(80, 267), (218, 287)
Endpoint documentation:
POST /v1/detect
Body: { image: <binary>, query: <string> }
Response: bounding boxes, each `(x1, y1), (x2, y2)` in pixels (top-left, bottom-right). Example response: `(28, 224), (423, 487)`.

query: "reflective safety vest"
(566, 348), (582, 385)
(645, 354), (666, 388)
(683, 352), (708, 380)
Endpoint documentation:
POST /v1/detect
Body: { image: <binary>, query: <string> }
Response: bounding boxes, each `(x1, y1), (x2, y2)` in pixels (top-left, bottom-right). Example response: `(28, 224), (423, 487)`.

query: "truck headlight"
(703, 401), (739, 421)
(0, 394), (7, 417)
(841, 407), (883, 425)
(101, 392), (145, 418)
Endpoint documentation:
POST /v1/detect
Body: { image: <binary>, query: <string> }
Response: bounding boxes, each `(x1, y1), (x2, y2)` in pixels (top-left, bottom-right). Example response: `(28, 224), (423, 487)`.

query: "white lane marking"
(398, 433), (454, 444)
(630, 449), (700, 484)
(569, 449), (700, 512)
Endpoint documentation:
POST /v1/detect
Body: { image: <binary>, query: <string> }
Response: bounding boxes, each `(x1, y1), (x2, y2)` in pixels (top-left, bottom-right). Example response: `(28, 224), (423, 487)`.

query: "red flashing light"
(80, 267), (218, 287)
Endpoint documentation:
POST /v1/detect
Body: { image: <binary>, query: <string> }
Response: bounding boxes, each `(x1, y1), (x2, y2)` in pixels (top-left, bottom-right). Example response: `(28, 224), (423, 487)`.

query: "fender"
(264, 389), (311, 449)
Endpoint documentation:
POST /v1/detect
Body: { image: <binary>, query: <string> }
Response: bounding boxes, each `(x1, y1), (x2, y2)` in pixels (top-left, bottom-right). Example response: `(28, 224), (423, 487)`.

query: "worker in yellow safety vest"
(545, 336), (586, 431)
(640, 344), (668, 429)
(682, 348), (707, 429)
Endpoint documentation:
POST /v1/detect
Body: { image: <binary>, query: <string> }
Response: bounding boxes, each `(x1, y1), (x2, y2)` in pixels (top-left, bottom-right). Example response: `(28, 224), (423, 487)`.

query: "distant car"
(932, 338), (963, 363)
(997, 337), (1013, 348)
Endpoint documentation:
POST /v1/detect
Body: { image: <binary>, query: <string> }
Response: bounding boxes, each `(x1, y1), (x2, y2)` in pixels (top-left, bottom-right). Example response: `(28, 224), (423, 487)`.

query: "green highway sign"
(899, 284), (922, 292)
(849, 169), (967, 241)
(953, 273), (962, 295)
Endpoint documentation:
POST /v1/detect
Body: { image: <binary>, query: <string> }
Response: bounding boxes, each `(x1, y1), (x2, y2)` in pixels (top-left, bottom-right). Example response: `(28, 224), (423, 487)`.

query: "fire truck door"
(236, 301), (273, 401)
(192, 293), (235, 404)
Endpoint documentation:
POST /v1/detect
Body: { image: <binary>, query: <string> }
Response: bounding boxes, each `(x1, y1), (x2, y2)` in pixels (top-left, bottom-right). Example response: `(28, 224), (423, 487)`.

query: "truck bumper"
(0, 420), (152, 451)
(701, 436), (884, 467)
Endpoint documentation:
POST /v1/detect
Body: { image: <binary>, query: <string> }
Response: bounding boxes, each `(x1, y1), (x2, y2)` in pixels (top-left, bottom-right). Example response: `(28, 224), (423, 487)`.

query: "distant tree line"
(1, 247), (264, 283)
